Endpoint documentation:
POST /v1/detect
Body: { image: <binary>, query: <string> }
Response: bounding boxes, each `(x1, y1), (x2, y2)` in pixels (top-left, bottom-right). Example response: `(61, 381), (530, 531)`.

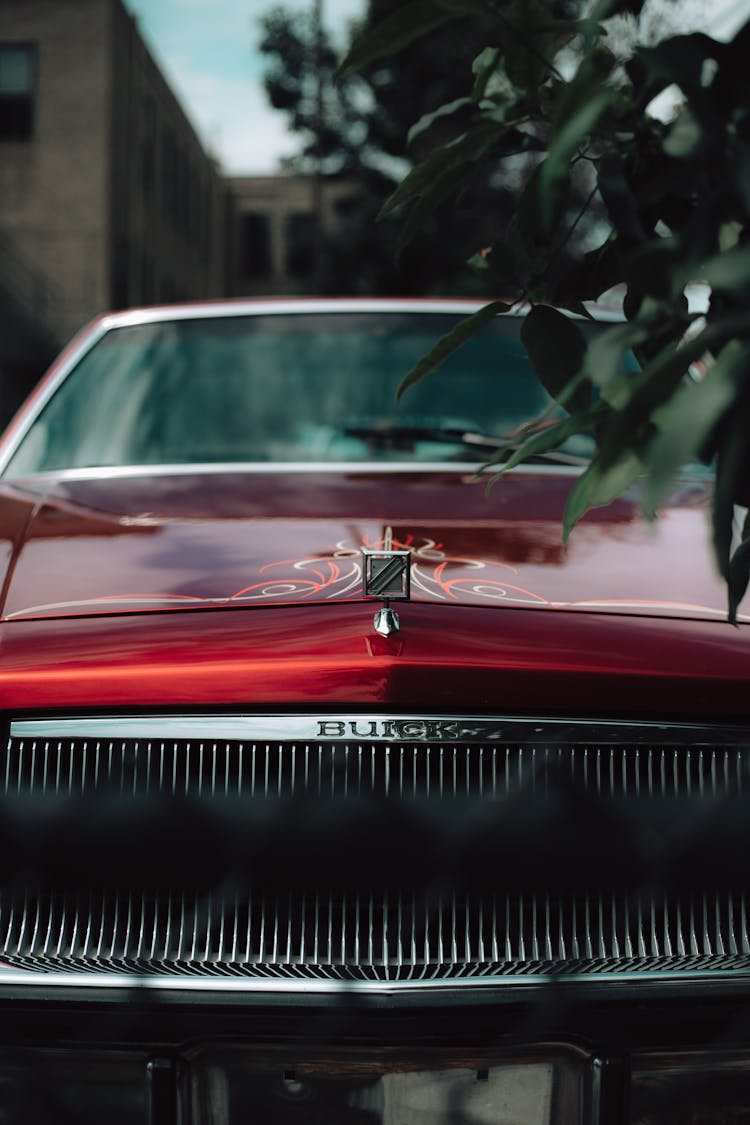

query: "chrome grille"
(2, 888), (749, 980)
(3, 716), (750, 982)
(6, 731), (748, 802)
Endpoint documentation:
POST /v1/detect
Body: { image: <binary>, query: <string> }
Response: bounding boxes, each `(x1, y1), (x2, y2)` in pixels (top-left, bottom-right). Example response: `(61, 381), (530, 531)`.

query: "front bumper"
(1, 974), (750, 1123)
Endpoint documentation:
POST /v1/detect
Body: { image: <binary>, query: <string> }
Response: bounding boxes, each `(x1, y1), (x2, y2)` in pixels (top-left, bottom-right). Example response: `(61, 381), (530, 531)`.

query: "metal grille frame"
(4, 714), (750, 992)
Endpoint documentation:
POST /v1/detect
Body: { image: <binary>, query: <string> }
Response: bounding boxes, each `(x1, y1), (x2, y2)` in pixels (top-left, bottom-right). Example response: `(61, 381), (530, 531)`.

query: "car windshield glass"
(2, 311), (630, 474)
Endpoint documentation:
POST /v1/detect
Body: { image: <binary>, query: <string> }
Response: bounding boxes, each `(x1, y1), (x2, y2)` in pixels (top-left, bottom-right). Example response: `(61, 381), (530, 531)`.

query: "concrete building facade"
(0, 0), (227, 349)
(0, 0), (360, 425)
(226, 175), (357, 297)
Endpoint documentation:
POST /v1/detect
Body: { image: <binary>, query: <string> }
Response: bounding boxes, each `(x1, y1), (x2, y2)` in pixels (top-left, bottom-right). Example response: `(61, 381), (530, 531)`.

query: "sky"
(123, 0), (749, 176)
(123, 0), (365, 174)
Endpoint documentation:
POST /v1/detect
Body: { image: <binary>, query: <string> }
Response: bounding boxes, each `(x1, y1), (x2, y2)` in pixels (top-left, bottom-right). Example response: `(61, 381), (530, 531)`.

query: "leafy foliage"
(260, 2), (553, 295)
(341, 0), (750, 620)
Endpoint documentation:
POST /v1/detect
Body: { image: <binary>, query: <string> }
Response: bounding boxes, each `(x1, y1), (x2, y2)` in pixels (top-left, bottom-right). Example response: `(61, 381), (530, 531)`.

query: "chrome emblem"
(362, 549), (411, 601)
(362, 538), (411, 637)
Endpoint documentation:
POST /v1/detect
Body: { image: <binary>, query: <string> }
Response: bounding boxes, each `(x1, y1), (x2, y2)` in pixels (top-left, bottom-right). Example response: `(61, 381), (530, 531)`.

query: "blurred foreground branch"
(341, 0), (750, 619)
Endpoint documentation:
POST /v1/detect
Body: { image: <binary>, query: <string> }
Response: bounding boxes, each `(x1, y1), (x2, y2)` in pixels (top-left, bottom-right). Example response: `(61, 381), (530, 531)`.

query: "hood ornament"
(362, 530), (411, 637)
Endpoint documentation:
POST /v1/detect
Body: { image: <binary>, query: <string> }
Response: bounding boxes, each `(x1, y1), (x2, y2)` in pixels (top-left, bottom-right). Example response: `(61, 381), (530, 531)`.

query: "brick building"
(0, 0), (227, 350)
(0, 0), (356, 425)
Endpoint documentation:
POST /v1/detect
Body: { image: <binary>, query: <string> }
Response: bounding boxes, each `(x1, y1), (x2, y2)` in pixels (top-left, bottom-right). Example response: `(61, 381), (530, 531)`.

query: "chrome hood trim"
(11, 715), (742, 743)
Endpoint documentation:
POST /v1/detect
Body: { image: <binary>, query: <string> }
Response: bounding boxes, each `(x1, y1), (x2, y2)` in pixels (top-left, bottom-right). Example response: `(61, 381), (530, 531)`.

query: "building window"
(0, 44), (36, 141)
(285, 212), (315, 279)
(240, 212), (271, 279)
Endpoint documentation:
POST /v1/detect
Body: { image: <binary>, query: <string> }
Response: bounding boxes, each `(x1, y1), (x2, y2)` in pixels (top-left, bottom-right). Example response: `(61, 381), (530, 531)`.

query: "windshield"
(3, 311), (617, 475)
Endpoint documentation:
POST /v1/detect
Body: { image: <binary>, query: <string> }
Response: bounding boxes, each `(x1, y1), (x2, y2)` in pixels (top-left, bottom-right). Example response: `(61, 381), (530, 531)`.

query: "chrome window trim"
(2, 461), (585, 483)
(98, 298), (497, 327)
(11, 715), (749, 745)
(92, 297), (625, 328)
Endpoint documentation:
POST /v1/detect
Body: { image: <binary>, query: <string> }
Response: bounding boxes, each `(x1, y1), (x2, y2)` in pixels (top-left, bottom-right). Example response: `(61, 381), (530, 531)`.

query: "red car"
(0, 299), (746, 1122)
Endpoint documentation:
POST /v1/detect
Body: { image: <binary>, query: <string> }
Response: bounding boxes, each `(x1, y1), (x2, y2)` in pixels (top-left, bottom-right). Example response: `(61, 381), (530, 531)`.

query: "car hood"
(0, 466), (728, 623)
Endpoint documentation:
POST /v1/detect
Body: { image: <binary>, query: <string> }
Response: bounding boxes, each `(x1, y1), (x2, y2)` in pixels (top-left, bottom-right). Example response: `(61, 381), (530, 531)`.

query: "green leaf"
(517, 161), (569, 259)
(519, 58), (616, 245)
(712, 387), (750, 595)
(728, 136), (750, 216)
(432, 0), (489, 10)
(488, 403), (607, 476)
(379, 122), (499, 218)
(563, 450), (644, 542)
(643, 343), (746, 516)
(473, 54), (521, 113)
(663, 106), (706, 159)
(719, 221), (743, 252)
(623, 237), (683, 301)
(713, 425), (746, 587)
(538, 77), (565, 119)
(638, 34), (724, 105)
(550, 51), (616, 133)
(502, 0), (554, 89)
(729, 513), (750, 625)
(407, 97), (473, 147)
(588, 0), (647, 18)
(697, 244), (750, 294)
(471, 47), (501, 101)
(397, 301), (511, 401)
(586, 0), (646, 20)
(501, 0), (587, 88)
(521, 306), (590, 413)
(582, 321), (651, 406)
(395, 160), (471, 254)
(466, 240), (518, 285)
(605, 316), (750, 438)
(590, 321), (750, 534)
(560, 237), (623, 304)
(337, 0), (464, 75)
(594, 333), (707, 465)
(539, 89), (613, 231)
(597, 151), (646, 243)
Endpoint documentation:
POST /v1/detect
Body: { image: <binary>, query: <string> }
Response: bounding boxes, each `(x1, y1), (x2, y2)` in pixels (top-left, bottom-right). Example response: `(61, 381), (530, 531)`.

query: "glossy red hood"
(0, 467), (727, 624)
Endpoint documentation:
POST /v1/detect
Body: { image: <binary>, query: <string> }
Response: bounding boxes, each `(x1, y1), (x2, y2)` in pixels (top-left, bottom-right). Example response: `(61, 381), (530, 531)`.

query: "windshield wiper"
(342, 422), (589, 466)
